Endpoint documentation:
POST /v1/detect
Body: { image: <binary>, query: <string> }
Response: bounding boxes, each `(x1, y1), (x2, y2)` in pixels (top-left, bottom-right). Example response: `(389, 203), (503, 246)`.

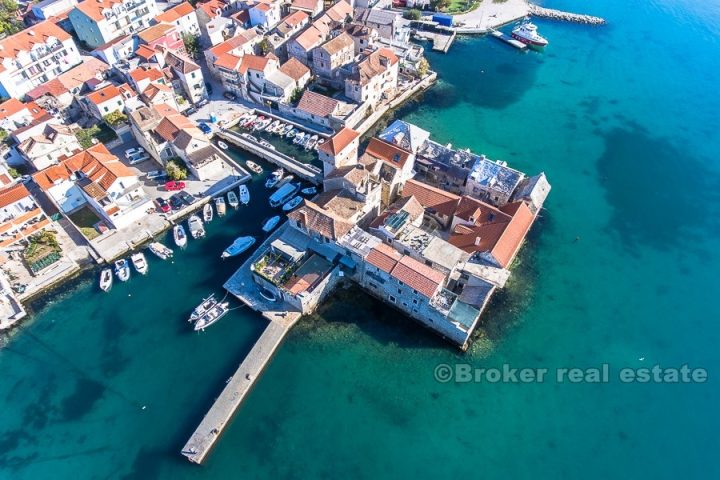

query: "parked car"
(178, 191), (195, 205)
(196, 99), (209, 107)
(146, 170), (167, 181)
(223, 91), (237, 100)
(198, 122), (212, 134)
(128, 153), (150, 165)
(185, 106), (197, 115)
(165, 180), (186, 191)
(155, 197), (171, 213)
(169, 194), (184, 210)
(20, 175), (32, 184)
(124, 147), (144, 159)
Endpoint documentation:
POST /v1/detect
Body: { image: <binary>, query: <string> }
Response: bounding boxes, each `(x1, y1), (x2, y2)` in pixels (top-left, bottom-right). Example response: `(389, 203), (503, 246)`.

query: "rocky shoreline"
(529, 4), (607, 25)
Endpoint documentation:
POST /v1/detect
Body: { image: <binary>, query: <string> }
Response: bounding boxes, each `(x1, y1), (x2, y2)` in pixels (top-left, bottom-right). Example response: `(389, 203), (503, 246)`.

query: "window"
(412, 298), (418, 305)
(104, 106), (109, 112)
(389, 295), (396, 303)
(397, 288), (402, 294)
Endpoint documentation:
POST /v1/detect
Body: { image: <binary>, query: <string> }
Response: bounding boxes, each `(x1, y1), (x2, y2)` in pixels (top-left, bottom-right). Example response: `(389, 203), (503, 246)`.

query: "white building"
(0, 21), (82, 100)
(17, 124), (82, 171)
(69, 0), (160, 49)
(153, 1), (200, 36)
(31, 0), (79, 21)
(249, 1), (281, 30)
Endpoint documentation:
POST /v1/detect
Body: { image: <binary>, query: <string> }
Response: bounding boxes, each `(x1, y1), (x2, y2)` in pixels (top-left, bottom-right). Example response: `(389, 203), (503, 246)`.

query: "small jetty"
(412, 30), (456, 53)
(529, 4), (606, 25)
(489, 30), (528, 50)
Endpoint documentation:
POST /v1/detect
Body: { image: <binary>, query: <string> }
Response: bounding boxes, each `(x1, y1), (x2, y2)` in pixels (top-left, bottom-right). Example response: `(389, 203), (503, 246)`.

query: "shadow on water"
(597, 123), (720, 253)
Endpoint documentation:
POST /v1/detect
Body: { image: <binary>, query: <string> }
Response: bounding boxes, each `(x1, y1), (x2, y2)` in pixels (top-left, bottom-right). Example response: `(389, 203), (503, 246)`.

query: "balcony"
(252, 251), (300, 287)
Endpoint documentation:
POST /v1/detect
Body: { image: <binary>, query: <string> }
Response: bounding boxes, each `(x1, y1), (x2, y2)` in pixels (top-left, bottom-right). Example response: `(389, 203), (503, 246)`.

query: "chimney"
(474, 236), (481, 246)
(299, 210), (308, 228)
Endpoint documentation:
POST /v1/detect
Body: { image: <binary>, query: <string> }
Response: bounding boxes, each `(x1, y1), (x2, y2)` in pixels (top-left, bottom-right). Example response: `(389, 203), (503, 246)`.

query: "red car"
(165, 181), (186, 191)
(155, 197), (171, 213)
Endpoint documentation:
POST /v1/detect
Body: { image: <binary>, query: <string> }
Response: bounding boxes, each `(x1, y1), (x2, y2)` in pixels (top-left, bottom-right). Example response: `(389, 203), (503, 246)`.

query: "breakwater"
(529, 4), (606, 25)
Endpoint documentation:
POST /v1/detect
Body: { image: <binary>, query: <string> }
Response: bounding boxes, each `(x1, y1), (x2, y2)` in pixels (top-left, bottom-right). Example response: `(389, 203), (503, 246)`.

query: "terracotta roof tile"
(320, 32), (353, 55)
(317, 127), (359, 156)
(0, 183), (31, 209)
(401, 179), (460, 217)
(0, 21), (71, 62)
(296, 90), (340, 118)
(365, 242), (401, 273)
(390, 255), (445, 298)
(364, 137), (410, 168)
(154, 1), (195, 23)
(279, 57), (310, 80)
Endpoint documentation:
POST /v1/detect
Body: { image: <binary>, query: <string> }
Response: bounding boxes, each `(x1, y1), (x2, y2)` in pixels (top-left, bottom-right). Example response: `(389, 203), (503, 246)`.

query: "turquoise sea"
(2, 0), (720, 478)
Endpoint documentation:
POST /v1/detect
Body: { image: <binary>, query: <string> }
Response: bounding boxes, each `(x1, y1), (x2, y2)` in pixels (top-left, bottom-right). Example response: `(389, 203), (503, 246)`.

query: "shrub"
(166, 158), (188, 181)
(103, 111), (128, 127)
(404, 9), (422, 21)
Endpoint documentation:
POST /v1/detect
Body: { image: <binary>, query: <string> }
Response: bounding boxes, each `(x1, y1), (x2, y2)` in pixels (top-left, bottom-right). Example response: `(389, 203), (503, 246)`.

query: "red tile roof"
(291, 0), (321, 11)
(401, 179), (460, 217)
(287, 200), (354, 240)
(0, 99), (27, 120)
(154, 1), (195, 23)
(365, 242), (401, 273)
(296, 90), (339, 118)
(279, 57), (310, 81)
(0, 21), (71, 62)
(292, 25), (326, 51)
(390, 255), (445, 298)
(0, 183), (31, 209)
(364, 137), (410, 168)
(317, 127), (358, 156)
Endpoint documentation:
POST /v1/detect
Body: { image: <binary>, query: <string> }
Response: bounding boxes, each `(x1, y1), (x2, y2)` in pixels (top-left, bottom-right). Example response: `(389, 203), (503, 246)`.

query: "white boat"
(259, 139), (275, 150)
(114, 259), (130, 282)
(246, 160), (263, 174)
(281, 124), (293, 136)
(262, 215), (281, 232)
(293, 132), (306, 145)
(174, 224), (187, 248)
(286, 128), (297, 138)
(203, 202), (213, 222)
(194, 301), (230, 331)
(304, 134), (319, 151)
(301, 186), (317, 196)
(227, 191), (239, 209)
(265, 119), (280, 132)
(276, 175), (294, 189)
(238, 184), (250, 205)
(190, 294), (217, 323)
(188, 214), (205, 239)
(242, 114), (257, 128)
(218, 141), (229, 150)
(99, 268), (113, 292)
(265, 168), (284, 188)
(131, 252), (148, 275)
(253, 118), (269, 131)
(214, 196), (226, 216)
(148, 242), (173, 260)
(511, 21), (548, 47)
(221, 236), (256, 258)
(282, 196), (302, 212)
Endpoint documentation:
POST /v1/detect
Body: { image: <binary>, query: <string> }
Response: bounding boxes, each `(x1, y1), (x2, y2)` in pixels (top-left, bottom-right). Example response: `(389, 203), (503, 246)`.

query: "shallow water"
(1, 0), (719, 478)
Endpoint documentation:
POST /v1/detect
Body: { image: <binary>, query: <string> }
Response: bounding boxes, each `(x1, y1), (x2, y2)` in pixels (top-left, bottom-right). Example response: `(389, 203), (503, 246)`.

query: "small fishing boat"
(301, 186), (317, 196)
(114, 259), (130, 282)
(238, 184), (250, 205)
(253, 117), (268, 131)
(282, 196), (302, 212)
(214, 196), (226, 217)
(148, 242), (173, 260)
(262, 215), (281, 233)
(304, 134), (319, 151)
(131, 252), (148, 275)
(99, 268), (113, 292)
(286, 128), (297, 139)
(259, 139), (275, 150)
(203, 202), (213, 222)
(265, 119), (280, 132)
(188, 214), (205, 239)
(190, 294), (217, 323)
(174, 224), (187, 247)
(194, 300), (230, 331)
(265, 168), (284, 188)
(221, 236), (256, 258)
(245, 160), (263, 174)
(274, 122), (286, 134)
(242, 114), (257, 128)
(227, 190), (239, 209)
(281, 124), (293, 136)
(218, 140), (229, 150)
(293, 132), (306, 145)
(276, 174), (294, 189)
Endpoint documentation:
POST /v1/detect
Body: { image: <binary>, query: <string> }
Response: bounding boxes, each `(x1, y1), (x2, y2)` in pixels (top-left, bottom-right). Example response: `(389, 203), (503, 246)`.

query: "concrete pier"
(489, 30), (528, 50)
(412, 30), (456, 53)
(217, 129), (323, 185)
(181, 314), (299, 464)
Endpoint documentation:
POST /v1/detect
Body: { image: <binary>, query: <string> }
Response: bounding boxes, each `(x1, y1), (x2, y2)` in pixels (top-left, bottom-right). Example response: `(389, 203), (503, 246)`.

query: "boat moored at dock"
(214, 196), (226, 217)
(131, 252), (148, 275)
(203, 203), (213, 223)
(188, 215), (205, 239)
(189, 294), (217, 323)
(265, 169), (284, 188)
(114, 259), (130, 282)
(245, 161), (263, 174)
(282, 196), (302, 212)
(511, 21), (548, 47)
(148, 242), (173, 260)
(99, 268), (113, 291)
(262, 215), (280, 232)
(239, 185), (250, 205)
(227, 191), (239, 209)
(221, 236), (256, 258)
(269, 182), (300, 208)
(174, 224), (188, 248)
(193, 300), (230, 331)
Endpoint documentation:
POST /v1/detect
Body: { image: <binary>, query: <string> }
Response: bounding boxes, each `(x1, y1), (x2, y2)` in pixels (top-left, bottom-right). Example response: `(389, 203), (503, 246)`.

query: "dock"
(180, 314), (299, 464)
(528, 4), (606, 25)
(412, 30), (456, 53)
(489, 30), (528, 50)
(217, 129), (323, 185)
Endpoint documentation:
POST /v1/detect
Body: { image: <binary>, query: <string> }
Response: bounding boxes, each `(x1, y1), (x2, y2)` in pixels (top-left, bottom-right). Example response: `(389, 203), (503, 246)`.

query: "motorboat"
(265, 119), (280, 132)
(282, 196), (302, 212)
(253, 117), (269, 131)
(242, 115), (257, 128)
(221, 236), (256, 258)
(203, 202), (213, 223)
(189, 294), (217, 323)
(227, 190), (239, 209)
(114, 259), (130, 282)
(511, 21), (548, 47)
(214, 196), (226, 216)
(275, 123), (287, 134)
(304, 134), (319, 151)
(218, 140), (229, 150)
(188, 214), (205, 239)
(246, 160), (263, 174)
(194, 301), (230, 331)
(286, 128), (297, 139)
(148, 242), (173, 260)
(276, 174), (294, 189)
(99, 268), (113, 292)
(131, 252), (148, 275)
(301, 186), (317, 196)
(174, 224), (187, 248)
(259, 139), (275, 150)
(239, 184), (250, 205)
(269, 182), (300, 207)
(293, 132), (306, 145)
(265, 168), (284, 188)
(262, 215), (281, 232)
(281, 124), (293, 136)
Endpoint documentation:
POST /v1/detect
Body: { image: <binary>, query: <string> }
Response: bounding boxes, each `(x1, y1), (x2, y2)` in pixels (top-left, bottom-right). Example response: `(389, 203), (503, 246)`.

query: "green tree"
(182, 33), (201, 59)
(103, 111), (128, 127)
(166, 158), (188, 181)
(404, 9), (422, 20)
(0, 0), (22, 36)
(417, 58), (430, 77)
(8, 167), (19, 178)
(289, 87), (303, 103)
(76, 126), (101, 149)
(258, 38), (273, 56)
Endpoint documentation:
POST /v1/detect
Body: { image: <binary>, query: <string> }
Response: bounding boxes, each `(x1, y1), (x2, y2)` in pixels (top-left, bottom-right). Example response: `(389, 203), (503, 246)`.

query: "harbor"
(489, 30), (529, 50)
